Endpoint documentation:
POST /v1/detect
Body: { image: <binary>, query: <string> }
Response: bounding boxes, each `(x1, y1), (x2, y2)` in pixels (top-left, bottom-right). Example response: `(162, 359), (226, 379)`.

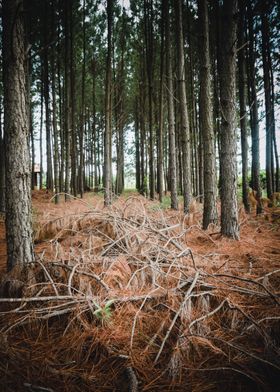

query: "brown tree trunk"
(43, 1), (53, 192)
(0, 97), (5, 212)
(64, 0), (71, 201)
(3, 0), (34, 270)
(175, 0), (192, 213)
(237, 0), (250, 213)
(144, 0), (155, 200)
(51, 1), (59, 204)
(219, 0), (239, 239)
(166, 0), (178, 210)
(261, 3), (274, 200)
(198, 0), (218, 229)
(247, 0), (262, 213)
(104, 0), (113, 206)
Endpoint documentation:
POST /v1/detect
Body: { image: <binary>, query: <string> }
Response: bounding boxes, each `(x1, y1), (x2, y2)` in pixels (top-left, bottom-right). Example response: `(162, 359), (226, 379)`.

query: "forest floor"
(0, 190), (279, 391)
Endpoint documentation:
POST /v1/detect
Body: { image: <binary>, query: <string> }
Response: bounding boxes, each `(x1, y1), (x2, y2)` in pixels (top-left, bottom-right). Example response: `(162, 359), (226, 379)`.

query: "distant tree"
(3, 0), (34, 270)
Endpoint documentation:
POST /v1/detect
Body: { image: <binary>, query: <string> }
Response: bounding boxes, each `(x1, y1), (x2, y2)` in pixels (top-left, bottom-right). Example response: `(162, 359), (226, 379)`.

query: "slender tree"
(175, 0), (192, 213)
(166, 0), (178, 210)
(3, 0), (34, 270)
(219, 0), (239, 239)
(247, 0), (262, 213)
(237, 0), (250, 212)
(198, 0), (218, 228)
(261, 2), (274, 200)
(104, 0), (113, 206)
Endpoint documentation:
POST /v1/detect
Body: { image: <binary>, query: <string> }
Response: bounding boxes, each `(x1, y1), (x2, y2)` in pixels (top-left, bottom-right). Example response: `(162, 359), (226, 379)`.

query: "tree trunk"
(219, 0), (239, 239)
(166, 0), (178, 210)
(198, 0), (218, 228)
(237, 0), (250, 213)
(51, 1), (59, 204)
(70, 3), (77, 197)
(104, 0), (113, 206)
(0, 97), (5, 212)
(261, 3), (274, 200)
(144, 0), (155, 199)
(157, 0), (165, 203)
(43, 1), (53, 192)
(175, 0), (192, 213)
(247, 0), (262, 213)
(64, 0), (71, 201)
(79, 0), (86, 198)
(3, 0), (34, 270)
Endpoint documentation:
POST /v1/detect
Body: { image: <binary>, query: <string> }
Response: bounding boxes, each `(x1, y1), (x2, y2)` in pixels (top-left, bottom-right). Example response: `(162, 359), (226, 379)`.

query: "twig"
(154, 271), (199, 363)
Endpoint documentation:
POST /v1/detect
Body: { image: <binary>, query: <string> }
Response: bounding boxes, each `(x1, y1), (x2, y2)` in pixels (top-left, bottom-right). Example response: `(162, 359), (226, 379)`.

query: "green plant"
(93, 299), (115, 324)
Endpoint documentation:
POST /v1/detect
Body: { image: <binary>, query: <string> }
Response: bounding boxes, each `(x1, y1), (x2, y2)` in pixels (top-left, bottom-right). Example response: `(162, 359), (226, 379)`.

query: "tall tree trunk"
(144, 0), (155, 199)
(237, 0), (250, 213)
(92, 60), (98, 191)
(157, 0), (165, 203)
(198, 0), (218, 228)
(70, 3), (77, 197)
(3, 0), (34, 270)
(0, 97), (5, 212)
(79, 0), (86, 198)
(166, 0), (178, 209)
(261, 3), (274, 200)
(219, 0), (239, 239)
(64, 0), (71, 201)
(247, 0), (262, 213)
(115, 12), (125, 196)
(175, 0), (192, 213)
(39, 62), (44, 189)
(51, 1), (59, 204)
(135, 103), (141, 192)
(104, 0), (113, 206)
(44, 1), (53, 192)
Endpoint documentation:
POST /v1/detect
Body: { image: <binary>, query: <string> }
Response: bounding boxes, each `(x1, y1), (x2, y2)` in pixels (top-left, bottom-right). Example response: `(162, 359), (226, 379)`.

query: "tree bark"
(237, 0), (250, 213)
(64, 0), (71, 201)
(247, 0), (262, 213)
(104, 0), (113, 206)
(175, 0), (192, 213)
(166, 0), (178, 210)
(3, 0), (34, 270)
(198, 0), (218, 228)
(219, 0), (239, 239)
(261, 3), (274, 200)
(0, 97), (5, 212)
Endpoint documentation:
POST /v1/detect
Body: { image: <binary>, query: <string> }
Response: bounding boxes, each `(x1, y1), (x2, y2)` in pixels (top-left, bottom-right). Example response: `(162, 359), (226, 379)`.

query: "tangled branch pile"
(0, 197), (279, 391)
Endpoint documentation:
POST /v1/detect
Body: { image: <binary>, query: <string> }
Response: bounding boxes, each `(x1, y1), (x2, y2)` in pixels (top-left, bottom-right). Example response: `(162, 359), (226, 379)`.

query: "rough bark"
(157, 0), (165, 203)
(43, 1), (53, 192)
(0, 98), (5, 212)
(104, 0), (113, 206)
(198, 0), (218, 229)
(166, 0), (178, 210)
(64, 0), (71, 201)
(51, 1), (59, 203)
(144, 0), (155, 200)
(247, 0), (262, 213)
(237, 0), (250, 213)
(219, 0), (239, 239)
(261, 3), (274, 200)
(175, 0), (192, 213)
(3, 0), (34, 270)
